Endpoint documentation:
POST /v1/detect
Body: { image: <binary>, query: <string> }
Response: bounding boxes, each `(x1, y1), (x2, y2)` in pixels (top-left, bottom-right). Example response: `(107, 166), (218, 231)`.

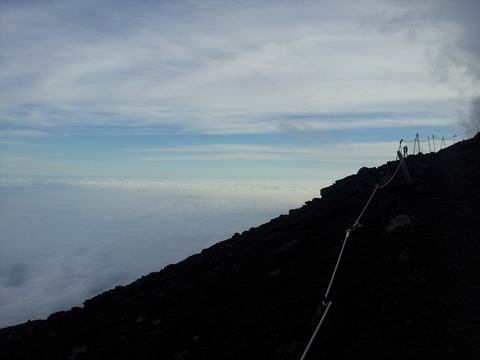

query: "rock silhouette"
(1, 134), (479, 359)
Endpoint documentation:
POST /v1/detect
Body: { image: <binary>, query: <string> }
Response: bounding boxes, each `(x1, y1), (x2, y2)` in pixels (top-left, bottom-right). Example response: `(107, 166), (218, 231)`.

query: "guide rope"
(300, 154), (407, 359)
(379, 157), (405, 190)
(299, 301), (332, 360)
(300, 128), (477, 358)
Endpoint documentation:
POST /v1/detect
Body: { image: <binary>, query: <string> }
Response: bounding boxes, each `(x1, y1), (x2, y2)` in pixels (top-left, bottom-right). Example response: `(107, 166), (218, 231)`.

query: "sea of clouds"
(0, 177), (321, 328)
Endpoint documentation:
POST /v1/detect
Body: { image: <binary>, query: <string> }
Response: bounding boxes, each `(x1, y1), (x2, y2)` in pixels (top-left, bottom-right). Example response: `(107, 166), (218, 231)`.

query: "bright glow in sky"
(0, 0), (479, 328)
(0, 0), (478, 179)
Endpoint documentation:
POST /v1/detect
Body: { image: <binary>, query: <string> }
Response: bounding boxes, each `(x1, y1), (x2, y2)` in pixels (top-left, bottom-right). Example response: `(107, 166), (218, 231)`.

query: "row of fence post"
(402, 126), (478, 157)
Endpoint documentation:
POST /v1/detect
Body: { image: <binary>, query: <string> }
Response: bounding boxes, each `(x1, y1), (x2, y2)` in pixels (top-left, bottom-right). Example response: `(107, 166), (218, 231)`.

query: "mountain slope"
(1, 134), (479, 360)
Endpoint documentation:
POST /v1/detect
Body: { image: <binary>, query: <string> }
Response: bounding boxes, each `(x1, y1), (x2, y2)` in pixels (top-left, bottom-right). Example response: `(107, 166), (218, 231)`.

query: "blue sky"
(1, 0), (479, 180)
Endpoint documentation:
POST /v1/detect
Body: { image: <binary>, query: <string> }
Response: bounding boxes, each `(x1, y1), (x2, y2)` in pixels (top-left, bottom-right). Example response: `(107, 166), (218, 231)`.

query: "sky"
(0, 0), (478, 180)
(0, 0), (479, 328)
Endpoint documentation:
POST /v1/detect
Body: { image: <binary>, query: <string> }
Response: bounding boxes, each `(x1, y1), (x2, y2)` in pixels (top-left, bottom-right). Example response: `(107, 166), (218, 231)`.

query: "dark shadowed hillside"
(1, 134), (479, 360)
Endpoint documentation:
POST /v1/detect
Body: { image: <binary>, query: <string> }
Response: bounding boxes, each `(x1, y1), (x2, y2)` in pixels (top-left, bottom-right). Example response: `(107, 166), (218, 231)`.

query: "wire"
(406, 126), (478, 154)
(299, 301), (333, 360)
(379, 158), (404, 189)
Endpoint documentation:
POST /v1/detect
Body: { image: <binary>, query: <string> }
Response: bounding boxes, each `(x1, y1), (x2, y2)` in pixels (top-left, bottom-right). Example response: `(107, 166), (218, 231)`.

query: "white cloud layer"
(0, 178), (320, 328)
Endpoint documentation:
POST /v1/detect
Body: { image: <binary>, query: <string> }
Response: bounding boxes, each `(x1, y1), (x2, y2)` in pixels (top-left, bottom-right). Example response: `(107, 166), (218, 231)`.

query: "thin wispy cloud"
(129, 141), (402, 165)
(1, 0), (477, 180)
(1, 0), (476, 140)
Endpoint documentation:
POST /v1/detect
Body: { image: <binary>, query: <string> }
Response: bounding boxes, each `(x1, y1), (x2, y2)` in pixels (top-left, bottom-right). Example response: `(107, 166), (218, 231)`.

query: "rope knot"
(352, 221), (363, 230)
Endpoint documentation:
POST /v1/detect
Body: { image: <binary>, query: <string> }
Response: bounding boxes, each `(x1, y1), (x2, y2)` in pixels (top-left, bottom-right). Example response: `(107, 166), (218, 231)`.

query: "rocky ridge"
(1, 134), (479, 359)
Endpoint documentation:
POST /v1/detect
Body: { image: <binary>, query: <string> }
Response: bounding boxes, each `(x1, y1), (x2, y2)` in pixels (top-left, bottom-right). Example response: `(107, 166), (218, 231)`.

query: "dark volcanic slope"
(1, 135), (479, 360)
